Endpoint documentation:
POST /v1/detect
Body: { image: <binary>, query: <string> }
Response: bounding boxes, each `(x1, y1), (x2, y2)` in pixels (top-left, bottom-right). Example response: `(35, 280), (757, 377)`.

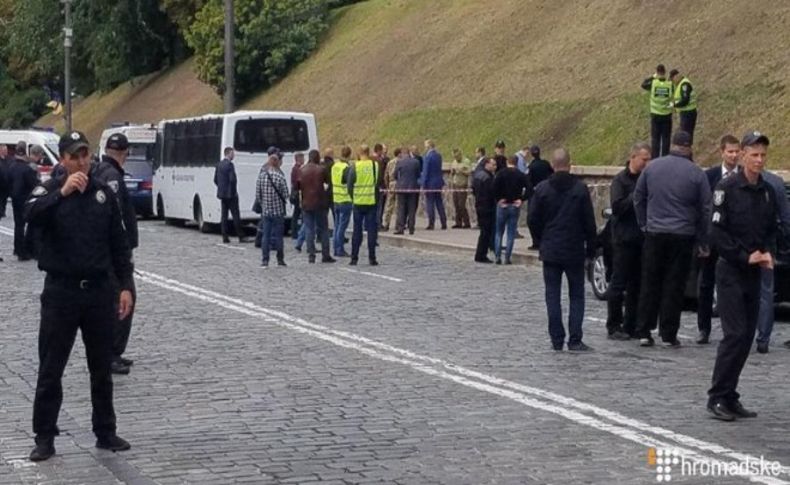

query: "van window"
(234, 119), (309, 153)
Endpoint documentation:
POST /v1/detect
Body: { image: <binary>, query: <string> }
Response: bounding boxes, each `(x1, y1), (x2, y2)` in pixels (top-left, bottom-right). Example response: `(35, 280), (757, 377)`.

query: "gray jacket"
(634, 152), (711, 242)
(395, 156), (421, 191)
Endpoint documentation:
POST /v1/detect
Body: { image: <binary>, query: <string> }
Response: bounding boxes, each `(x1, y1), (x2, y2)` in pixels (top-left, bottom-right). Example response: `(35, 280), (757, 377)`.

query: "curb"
(377, 231), (540, 265)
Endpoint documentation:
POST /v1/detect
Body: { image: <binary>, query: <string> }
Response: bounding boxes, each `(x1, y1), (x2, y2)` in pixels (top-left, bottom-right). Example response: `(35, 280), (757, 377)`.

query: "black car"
(587, 208), (790, 304)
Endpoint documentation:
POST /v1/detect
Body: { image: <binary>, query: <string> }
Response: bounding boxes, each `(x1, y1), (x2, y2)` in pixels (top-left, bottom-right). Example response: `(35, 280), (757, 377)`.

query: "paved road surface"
(1, 220), (789, 484)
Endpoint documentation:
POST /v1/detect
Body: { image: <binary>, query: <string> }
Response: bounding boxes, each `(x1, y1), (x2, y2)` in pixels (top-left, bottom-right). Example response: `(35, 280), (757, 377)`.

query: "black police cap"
(741, 131), (770, 147)
(106, 133), (129, 151)
(58, 131), (90, 155)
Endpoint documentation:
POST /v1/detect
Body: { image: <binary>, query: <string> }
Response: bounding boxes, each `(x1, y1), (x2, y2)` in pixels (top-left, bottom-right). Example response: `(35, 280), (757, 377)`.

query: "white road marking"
(586, 316), (606, 323)
(215, 243), (247, 251)
(0, 225), (14, 237)
(135, 269), (789, 483)
(339, 268), (403, 282)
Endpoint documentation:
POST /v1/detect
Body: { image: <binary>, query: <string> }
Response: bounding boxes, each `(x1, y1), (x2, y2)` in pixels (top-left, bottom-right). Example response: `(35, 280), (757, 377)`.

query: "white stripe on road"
(0, 225), (14, 237)
(215, 243), (247, 251)
(339, 268), (404, 282)
(135, 269), (788, 483)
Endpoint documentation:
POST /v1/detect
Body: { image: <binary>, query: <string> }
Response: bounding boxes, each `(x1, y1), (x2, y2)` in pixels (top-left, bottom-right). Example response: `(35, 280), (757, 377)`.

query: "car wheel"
(590, 251), (609, 300)
(194, 198), (212, 233)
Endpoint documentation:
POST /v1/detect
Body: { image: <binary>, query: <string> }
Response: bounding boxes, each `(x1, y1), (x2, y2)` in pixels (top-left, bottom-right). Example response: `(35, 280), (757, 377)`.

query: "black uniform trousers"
(12, 199), (28, 258)
(113, 278), (136, 360)
(220, 196), (243, 239)
(679, 109), (698, 145)
(606, 241), (642, 336)
(33, 276), (116, 439)
(650, 114), (672, 159)
(696, 249), (718, 335)
(475, 209), (495, 260)
(708, 261), (761, 405)
(636, 233), (694, 341)
(395, 193), (419, 233)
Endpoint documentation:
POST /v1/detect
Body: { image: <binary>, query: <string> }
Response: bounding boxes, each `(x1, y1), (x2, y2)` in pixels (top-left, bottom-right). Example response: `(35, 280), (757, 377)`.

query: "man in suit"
(213, 147), (246, 244)
(420, 139), (447, 230)
(393, 148), (421, 235)
(697, 135), (741, 344)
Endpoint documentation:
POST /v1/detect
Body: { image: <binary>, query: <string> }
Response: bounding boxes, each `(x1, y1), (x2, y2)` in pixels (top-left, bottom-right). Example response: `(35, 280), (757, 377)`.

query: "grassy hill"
(39, 0), (790, 166)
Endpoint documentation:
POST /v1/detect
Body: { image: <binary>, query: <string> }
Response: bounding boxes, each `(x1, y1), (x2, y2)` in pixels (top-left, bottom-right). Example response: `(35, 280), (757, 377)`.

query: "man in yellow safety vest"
(344, 145), (380, 266)
(670, 69), (698, 144)
(641, 64), (673, 159)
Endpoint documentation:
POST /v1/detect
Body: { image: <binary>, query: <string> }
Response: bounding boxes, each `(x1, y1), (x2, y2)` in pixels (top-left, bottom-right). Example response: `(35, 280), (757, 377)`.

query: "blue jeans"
(351, 205), (378, 260)
(333, 203), (352, 256)
(260, 215), (284, 263)
(494, 204), (520, 261)
(543, 261), (586, 347)
(303, 209), (331, 259)
(756, 268), (774, 344)
(295, 223), (306, 249)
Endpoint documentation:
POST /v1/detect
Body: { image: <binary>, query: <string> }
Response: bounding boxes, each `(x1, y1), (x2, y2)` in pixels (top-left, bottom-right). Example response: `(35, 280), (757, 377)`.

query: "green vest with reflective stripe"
(331, 160), (352, 204)
(674, 77), (697, 112)
(352, 159), (377, 206)
(650, 78), (674, 115)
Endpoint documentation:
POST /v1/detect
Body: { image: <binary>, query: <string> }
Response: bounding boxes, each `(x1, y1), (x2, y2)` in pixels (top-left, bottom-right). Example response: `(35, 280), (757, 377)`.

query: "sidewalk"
(376, 219), (539, 264)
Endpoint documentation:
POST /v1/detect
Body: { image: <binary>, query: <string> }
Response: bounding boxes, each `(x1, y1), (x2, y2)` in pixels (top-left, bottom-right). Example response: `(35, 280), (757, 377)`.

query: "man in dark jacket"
(394, 149), (422, 235)
(472, 157), (498, 263)
(604, 142), (651, 340)
(420, 140), (447, 230)
(492, 156), (532, 264)
(528, 148), (597, 351)
(697, 135), (741, 344)
(633, 131), (711, 347)
(8, 141), (38, 261)
(213, 147), (245, 244)
(92, 133), (139, 375)
(298, 149), (335, 264)
(526, 145), (554, 249)
(493, 140), (508, 173)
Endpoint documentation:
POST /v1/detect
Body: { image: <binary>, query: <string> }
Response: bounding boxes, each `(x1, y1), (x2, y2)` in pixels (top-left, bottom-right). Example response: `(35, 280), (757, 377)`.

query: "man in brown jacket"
(298, 150), (336, 263)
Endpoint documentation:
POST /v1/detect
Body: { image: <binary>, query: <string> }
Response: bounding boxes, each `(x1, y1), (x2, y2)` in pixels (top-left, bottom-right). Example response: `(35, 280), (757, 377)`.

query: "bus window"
(234, 119), (309, 153)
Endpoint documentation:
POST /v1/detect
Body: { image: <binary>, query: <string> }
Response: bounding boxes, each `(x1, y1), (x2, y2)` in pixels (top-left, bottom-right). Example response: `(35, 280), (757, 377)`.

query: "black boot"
(29, 437), (55, 462)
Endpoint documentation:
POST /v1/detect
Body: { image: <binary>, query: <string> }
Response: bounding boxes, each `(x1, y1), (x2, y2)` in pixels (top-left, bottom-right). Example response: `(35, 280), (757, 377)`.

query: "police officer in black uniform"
(93, 133), (139, 375)
(707, 131), (777, 421)
(8, 141), (38, 261)
(26, 131), (134, 461)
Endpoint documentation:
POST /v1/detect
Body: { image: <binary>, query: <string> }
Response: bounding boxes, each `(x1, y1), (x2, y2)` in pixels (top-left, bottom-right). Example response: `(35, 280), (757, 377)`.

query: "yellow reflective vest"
(331, 160), (352, 204)
(650, 77), (674, 116)
(674, 77), (697, 112)
(352, 159), (378, 206)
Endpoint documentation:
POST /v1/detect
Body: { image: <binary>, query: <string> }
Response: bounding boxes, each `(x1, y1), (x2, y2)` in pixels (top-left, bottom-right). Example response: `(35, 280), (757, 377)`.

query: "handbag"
(289, 189), (300, 206)
(251, 199), (262, 214)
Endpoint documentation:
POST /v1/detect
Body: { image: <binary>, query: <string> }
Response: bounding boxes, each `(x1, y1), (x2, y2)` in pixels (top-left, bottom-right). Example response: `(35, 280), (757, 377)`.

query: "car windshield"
(44, 143), (60, 163)
(124, 160), (152, 178)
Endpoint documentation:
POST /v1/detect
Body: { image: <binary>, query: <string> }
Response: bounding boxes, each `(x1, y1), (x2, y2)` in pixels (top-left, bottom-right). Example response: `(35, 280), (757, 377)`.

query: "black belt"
(46, 274), (109, 290)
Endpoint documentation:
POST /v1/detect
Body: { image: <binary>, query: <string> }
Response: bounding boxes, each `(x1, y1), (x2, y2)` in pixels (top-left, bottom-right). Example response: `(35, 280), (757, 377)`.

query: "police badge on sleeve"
(713, 190), (725, 206)
(96, 190), (107, 204)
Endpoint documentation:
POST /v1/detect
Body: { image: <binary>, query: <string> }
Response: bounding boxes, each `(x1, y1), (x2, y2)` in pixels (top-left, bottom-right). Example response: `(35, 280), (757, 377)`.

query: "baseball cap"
(495, 140), (506, 149)
(105, 133), (129, 151)
(58, 131), (90, 155)
(741, 130), (770, 147)
(671, 131), (692, 148)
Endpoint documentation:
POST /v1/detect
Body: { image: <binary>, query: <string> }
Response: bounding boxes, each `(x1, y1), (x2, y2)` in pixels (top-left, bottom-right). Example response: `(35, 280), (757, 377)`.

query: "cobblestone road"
(1, 220), (789, 485)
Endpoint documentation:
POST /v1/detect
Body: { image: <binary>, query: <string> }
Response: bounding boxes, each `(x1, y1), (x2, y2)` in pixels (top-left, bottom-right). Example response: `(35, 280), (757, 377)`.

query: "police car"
(99, 124), (158, 217)
(588, 204), (790, 305)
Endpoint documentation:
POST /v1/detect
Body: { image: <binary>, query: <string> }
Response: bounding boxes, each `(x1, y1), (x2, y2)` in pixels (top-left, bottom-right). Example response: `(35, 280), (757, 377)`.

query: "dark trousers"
(606, 241), (642, 335)
(636, 233), (694, 341)
(543, 261), (586, 347)
(377, 193), (387, 226)
(475, 209), (495, 260)
(396, 193), (419, 233)
(113, 278), (135, 360)
(650, 114), (672, 159)
(679, 109), (698, 144)
(697, 250), (718, 335)
(33, 277), (116, 439)
(220, 196), (243, 240)
(453, 191), (470, 227)
(12, 199), (28, 258)
(291, 203), (301, 239)
(424, 192), (447, 227)
(708, 261), (761, 405)
(351, 205), (378, 260)
(303, 208), (331, 259)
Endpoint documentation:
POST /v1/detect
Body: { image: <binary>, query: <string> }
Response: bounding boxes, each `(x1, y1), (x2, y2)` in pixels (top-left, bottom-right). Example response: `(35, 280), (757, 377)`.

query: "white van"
(0, 129), (60, 181)
(153, 111), (318, 230)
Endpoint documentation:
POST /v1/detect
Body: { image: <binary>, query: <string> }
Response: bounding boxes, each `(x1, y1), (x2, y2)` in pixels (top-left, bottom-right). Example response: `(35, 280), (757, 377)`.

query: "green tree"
(185, 0), (329, 101)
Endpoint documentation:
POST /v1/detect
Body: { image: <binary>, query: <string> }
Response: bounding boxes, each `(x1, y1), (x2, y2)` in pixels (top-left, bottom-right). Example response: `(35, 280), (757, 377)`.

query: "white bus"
(152, 111), (318, 231)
